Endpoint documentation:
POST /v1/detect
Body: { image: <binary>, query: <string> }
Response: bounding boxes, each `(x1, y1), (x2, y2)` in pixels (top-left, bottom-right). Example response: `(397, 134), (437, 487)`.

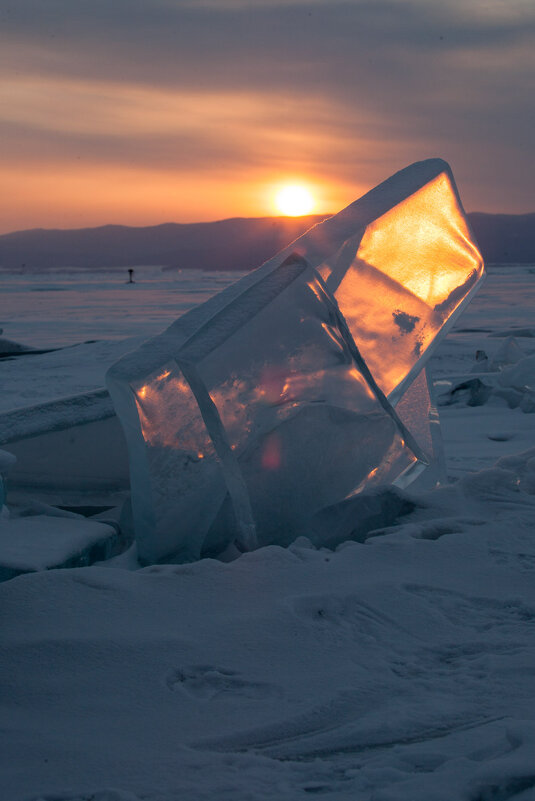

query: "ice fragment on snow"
(108, 254), (424, 562)
(0, 516), (126, 581)
(107, 158), (484, 563)
(489, 336), (523, 371)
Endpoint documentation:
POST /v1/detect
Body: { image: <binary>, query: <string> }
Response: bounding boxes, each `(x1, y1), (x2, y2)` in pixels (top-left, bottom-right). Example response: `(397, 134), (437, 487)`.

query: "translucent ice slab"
(107, 159), (484, 562)
(108, 255), (425, 563)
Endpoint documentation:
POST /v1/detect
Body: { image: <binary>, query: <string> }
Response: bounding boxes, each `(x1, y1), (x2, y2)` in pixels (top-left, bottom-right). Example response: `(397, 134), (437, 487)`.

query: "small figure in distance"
(127, 268), (135, 284)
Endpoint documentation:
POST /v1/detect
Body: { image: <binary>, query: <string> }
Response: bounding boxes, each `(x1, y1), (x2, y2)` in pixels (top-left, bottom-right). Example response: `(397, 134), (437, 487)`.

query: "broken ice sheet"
(108, 254), (425, 563)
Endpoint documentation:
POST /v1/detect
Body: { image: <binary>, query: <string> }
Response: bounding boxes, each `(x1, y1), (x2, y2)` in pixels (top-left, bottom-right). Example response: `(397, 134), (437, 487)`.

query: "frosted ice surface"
(108, 255), (425, 563)
(107, 159), (484, 563)
(0, 516), (119, 581)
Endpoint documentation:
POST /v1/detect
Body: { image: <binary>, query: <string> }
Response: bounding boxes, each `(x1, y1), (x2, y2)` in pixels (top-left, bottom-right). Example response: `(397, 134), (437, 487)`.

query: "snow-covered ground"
(0, 268), (242, 413)
(1, 267), (243, 350)
(2, 264), (535, 800)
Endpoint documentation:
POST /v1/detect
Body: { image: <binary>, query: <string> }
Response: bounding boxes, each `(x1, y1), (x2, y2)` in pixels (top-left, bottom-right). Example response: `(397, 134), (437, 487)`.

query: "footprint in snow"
(489, 549), (535, 570)
(292, 592), (402, 637)
(166, 665), (279, 700)
(404, 584), (535, 630)
(30, 789), (141, 801)
(487, 431), (515, 442)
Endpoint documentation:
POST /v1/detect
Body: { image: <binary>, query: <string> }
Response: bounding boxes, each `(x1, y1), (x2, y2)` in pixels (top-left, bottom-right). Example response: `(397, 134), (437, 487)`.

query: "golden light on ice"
(275, 185), (314, 216)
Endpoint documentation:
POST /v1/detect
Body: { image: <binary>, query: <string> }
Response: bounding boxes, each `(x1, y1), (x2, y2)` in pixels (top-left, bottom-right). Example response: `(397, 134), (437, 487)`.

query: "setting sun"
(275, 185), (315, 217)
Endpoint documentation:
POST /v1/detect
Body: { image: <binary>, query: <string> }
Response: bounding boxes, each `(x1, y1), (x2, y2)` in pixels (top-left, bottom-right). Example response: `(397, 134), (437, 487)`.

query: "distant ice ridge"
(107, 158), (484, 564)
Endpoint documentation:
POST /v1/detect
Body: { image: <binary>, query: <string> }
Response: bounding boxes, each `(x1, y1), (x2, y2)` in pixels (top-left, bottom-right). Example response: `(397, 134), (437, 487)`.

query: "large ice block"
(108, 254), (426, 563)
(107, 159), (484, 563)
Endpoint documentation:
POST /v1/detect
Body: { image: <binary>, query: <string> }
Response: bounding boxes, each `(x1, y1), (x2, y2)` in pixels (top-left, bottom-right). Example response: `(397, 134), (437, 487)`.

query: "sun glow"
(275, 185), (315, 216)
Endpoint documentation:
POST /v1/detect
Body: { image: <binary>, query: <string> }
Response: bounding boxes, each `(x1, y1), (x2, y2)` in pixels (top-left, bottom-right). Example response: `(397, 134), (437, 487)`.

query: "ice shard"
(107, 158), (484, 563)
(395, 368), (446, 491)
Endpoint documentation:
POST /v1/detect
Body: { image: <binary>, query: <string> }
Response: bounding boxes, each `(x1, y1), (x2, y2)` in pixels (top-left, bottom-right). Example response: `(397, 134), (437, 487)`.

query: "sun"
(275, 185), (315, 217)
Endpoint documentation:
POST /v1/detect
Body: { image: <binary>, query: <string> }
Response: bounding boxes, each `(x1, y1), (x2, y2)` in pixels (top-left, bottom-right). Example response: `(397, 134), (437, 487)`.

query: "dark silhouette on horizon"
(0, 213), (533, 271)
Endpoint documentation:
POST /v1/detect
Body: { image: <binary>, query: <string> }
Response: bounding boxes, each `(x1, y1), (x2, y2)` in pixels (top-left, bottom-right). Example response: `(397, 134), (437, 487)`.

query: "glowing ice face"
(321, 170), (483, 400)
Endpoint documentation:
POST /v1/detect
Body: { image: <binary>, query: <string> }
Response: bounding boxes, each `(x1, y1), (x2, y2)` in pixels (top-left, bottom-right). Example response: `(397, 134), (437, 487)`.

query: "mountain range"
(0, 212), (533, 271)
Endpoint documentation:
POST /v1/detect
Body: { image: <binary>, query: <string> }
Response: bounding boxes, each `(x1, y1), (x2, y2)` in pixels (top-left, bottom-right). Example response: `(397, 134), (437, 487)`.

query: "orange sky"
(0, 81), (356, 229)
(1, 1), (534, 233)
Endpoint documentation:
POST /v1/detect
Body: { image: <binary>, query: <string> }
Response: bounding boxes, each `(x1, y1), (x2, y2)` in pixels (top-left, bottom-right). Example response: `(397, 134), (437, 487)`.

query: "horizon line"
(2, 209), (535, 238)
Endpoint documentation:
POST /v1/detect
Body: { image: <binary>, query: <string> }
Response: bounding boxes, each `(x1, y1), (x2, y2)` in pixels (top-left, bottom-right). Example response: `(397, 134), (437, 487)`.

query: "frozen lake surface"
(2, 264), (535, 478)
(1, 267), (245, 348)
(2, 262), (535, 800)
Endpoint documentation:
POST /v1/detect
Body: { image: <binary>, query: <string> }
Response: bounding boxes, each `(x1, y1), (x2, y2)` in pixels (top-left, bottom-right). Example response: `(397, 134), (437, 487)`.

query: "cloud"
(0, 73), (432, 177)
(0, 0), (534, 230)
(3, 1), (533, 96)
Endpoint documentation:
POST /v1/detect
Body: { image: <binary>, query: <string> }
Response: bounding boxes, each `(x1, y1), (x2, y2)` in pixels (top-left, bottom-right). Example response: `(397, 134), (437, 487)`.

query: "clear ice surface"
(107, 158), (484, 563)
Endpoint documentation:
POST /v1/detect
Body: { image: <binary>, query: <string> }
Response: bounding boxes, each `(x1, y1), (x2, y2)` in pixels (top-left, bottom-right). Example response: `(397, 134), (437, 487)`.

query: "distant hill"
(468, 213), (535, 264)
(0, 212), (533, 271)
(0, 216), (327, 272)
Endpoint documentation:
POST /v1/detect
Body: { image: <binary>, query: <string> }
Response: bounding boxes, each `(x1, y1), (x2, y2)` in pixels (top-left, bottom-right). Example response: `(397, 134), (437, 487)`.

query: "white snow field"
(1, 262), (535, 800)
